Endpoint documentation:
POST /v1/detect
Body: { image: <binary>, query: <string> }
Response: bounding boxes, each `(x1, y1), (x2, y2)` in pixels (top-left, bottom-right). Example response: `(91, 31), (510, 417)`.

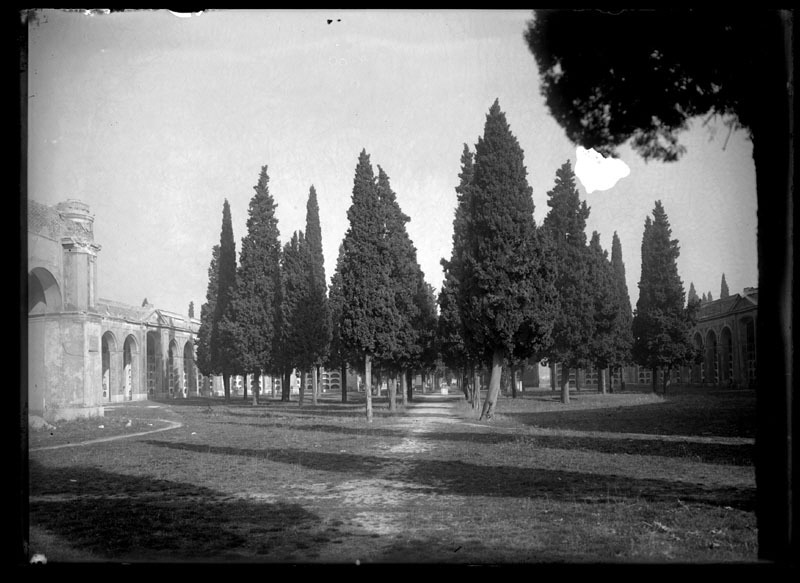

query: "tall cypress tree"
(196, 244), (219, 381)
(720, 273), (730, 298)
(376, 165), (424, 411)
(587, 231), (618, 394)
(303, 186), (332, 405)
(632, 201), (696, 392)
(327, 243), (352, 403)
(542, 160), (594, 404)
(609, 232), (634, 390)
(223, 166), (283, 404)
(211, 199), (238, 401)
(337, 149), (400, 422)
(439, 144), (483, 410)
(279, 231), (309, 403)
(458, 99), (556, 420)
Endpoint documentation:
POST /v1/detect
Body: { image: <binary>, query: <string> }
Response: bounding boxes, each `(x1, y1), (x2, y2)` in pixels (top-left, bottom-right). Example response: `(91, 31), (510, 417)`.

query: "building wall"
(27, 200), (200, 422)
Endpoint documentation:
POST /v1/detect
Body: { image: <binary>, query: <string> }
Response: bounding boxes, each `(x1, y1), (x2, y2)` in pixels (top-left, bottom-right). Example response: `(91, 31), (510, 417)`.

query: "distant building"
(689, 288), (758, 388)
(27, 199), (200, 422)
(522, 287), (758, 391)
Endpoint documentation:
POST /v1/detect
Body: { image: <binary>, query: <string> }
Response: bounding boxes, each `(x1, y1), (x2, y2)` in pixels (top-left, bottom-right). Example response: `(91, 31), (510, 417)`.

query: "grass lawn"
(25, 385), (758, 564)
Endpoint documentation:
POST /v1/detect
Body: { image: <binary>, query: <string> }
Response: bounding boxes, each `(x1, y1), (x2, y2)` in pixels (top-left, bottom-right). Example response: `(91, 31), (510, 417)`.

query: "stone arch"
(182, 340), (195, 397)
(692, 332), (704, 384)
(101, 331), (118, 401)
(168, 339), (181, 397)
(720, 326), (734, 385)
(146, 331), (160, 397)
(123, 334), (139, 400)
(705, 329), (719, 384)
(28, 267), (62, 314)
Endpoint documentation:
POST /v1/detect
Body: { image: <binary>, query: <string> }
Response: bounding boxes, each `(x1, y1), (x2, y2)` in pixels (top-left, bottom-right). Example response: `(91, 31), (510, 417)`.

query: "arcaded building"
(27, 199), (200, 422)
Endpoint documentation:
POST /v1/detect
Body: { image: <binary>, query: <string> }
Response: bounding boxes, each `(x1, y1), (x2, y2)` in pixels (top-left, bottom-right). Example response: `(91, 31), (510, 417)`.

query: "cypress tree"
(327, 243), (352, 403)
(458, 99), (557, 420)
(609, 232), (634, 391)
(720, 273), (730, 298)
(407, 276), (438, 405)
(688, 281), (699, 304)
(211, 199), (238, 401)
(279, 231), (309, 404)
(337, 149), (400, 422)
(708, 291), (714, 302)
(632, 201), (696, 393)
(701, 292), (708, 303)
(196, 244), (219, 379)
(376, 165), (425, 411)
(223, 166), (283, 404)
(587, 231), (618, 394)
(542, 160), (594, 404)
(439, 144), (485, 411)
(303, 186), (332, 405)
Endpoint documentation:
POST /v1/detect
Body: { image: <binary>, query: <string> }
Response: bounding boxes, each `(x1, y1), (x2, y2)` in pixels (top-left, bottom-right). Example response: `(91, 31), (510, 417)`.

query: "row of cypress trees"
(439, 99), (697, 418)
(196, 167), (332, 404)
(196, 99), (700, 420)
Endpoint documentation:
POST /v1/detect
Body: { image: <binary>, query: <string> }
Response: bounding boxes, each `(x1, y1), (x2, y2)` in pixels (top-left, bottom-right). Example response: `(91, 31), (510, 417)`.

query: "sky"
(26, 9), (758, 316)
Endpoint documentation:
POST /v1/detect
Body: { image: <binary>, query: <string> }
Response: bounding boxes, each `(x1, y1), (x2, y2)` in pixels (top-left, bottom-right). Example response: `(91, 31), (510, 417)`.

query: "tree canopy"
(457, 99), (556, 419)
(335, 149), (401, 421)
(609, 231), (634, 374)
(631, 201), (696, 384)
(541, 160), (593, 402)
(224, 166), (283, 396)
(525, 13), (793, 559)
(210, 199), (238, 398)
(195, 244), (219, 377)
(721, 273), (730, 298)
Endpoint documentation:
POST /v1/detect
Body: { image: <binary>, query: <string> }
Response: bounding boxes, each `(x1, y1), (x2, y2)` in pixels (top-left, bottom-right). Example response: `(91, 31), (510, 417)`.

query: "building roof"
(697, 288), (758, 322)
(96, 299), (199, 332)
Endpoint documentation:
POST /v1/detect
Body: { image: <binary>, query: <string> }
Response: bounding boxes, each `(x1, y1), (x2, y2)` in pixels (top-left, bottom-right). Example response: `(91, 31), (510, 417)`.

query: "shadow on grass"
(28, 460), (345, 562)
(141, 440), (755, 511)
(206, 420), (753, 467)
(503, 397), (756, 439)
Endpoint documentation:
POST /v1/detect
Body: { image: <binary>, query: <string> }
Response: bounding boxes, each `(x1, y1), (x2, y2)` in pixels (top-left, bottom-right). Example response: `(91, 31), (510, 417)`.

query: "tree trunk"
(652, 367), (658, 393)
(560, 366), (570, 404)
(550, 363), (556, 391)
(662, 368), (670, 396)
(388, 375), (397, 412)
(479, 350), (504, 420)
(271, 375), (276, 397)
(461, 368), (470, 400)
(401, 370), (408, 408)
(341, 363), (347, 403)
(364, 354), (373, 423)
(472, 368), (482, 414)
(252, 372), (259, 405)
(406, 370), (413, 402)
(223, 373), (231, 401)
(282, 369), (291, 402)
(598, 366), (606, 395)
(609, 367), (615, 394)
(511, 366), (518, 399)
(299, 370), (306, 406)
(242, 375), (248, 400)
(311, 366), (318, 406)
